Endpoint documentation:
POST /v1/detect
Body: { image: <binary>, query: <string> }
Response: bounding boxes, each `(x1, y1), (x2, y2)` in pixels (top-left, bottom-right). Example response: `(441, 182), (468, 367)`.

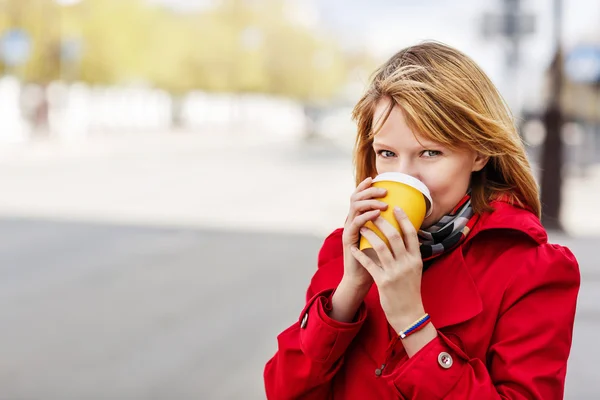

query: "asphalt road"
(0, 217), (323, 399)
(0, 217), (598, 399)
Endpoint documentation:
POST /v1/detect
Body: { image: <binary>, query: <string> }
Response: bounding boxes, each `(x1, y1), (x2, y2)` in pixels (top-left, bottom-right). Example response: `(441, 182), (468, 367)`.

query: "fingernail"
(394, 206), (405, 214)
(360, 228), (366, 234)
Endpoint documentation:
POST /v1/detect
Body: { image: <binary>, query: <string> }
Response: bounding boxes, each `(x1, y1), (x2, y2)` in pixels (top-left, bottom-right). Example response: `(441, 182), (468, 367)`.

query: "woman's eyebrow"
(372, 139), (394, 147)
(372, 140), (433, 150)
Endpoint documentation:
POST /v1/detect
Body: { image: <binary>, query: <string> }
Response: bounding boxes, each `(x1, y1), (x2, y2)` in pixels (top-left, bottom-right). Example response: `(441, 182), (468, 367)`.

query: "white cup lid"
(372, 172), (433, 217)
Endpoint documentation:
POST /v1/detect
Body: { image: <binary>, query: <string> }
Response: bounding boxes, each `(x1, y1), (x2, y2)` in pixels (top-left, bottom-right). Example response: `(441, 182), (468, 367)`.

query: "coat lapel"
(421, 245), (483, 329)
(419, 200), (548, 330)
(357, 201), (548, 363)
(358, 242), (483, 364)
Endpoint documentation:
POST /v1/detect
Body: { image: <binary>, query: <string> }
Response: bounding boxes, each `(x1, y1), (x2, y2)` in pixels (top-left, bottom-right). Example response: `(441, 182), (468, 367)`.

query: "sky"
(317, 0), (600, 112)
(153, 0), (600, 112)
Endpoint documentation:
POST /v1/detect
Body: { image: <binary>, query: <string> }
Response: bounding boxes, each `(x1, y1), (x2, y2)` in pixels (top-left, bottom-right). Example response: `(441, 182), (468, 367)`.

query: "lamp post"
(539, 0), (564, 231)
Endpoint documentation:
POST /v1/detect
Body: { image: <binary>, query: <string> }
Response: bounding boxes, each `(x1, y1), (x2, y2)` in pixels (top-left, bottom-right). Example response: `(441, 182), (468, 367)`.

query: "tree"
(0, 0), (373, 100)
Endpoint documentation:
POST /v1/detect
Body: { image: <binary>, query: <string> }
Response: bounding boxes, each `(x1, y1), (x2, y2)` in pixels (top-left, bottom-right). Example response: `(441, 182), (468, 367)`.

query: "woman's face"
(372, 100), (488, 229)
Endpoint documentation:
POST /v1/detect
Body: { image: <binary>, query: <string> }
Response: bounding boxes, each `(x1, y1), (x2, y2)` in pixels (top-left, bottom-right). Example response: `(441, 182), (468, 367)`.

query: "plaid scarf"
(419, 192), (479, 263)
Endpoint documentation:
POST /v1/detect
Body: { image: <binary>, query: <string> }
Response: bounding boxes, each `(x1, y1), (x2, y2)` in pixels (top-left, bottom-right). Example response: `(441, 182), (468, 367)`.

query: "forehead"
(372, 101), (434, 146)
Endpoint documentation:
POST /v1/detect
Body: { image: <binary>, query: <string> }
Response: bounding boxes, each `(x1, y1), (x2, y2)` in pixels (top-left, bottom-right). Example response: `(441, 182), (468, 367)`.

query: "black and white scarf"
(418, 192), (478, 263)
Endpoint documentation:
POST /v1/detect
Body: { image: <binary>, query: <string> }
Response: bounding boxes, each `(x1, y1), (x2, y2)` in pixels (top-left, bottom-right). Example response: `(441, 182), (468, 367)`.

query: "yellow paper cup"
(359, 172), (432, 251)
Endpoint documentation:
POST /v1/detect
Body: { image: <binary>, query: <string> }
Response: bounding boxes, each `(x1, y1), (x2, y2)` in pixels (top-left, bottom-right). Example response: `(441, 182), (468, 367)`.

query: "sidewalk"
(0, 133), (597, 238)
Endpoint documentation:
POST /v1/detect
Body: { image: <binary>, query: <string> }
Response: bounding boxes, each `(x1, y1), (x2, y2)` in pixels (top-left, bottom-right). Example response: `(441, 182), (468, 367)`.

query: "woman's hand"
(329, 177), (387, 323)
(350, 207), (426, 333)
(341, 177), (388, 289)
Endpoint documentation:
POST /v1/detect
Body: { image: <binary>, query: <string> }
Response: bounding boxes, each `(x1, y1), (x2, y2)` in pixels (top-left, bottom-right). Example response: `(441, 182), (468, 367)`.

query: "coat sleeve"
(264, 229), (368, 400)
(381, 242), (580, 399)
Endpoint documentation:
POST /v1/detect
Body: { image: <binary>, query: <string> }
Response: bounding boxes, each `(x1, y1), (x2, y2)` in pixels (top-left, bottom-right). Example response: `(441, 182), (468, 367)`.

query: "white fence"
(0, 76), (309, 142)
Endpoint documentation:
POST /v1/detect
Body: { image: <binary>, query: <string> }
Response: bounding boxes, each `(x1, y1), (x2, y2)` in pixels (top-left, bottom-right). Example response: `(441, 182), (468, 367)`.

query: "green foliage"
(0, 0), (374, 100)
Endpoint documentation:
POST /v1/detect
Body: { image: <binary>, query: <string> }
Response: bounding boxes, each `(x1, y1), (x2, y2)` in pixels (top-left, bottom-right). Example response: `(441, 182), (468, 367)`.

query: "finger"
(354, 177), (373, 194)
(359, 227), (395, 267)
(351, 199), (388, 215)
(394, 207), (420, 255)
(372, 216), (406, 258)
(352, 186), (387, 202)
(348, 180), (378, 221)
(348, 209), (380, 236)
(350, 246), (383, 281)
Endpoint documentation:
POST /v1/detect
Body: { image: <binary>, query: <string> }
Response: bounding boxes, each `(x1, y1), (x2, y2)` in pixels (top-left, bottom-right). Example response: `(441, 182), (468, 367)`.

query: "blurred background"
(0, 0), (598, 398)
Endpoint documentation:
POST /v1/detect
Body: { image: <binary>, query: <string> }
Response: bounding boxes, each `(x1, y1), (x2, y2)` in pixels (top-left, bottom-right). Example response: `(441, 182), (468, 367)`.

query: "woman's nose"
(394, 160), (420, 180)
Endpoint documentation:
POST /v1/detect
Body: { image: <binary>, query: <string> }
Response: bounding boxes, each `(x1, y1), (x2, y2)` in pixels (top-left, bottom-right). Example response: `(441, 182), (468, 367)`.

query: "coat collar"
(467, 200), (547, 245)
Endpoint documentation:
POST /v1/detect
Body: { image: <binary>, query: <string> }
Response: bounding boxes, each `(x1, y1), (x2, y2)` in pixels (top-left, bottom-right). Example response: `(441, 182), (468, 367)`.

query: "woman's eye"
(421, 150), (442, 158)
(377, 150), (396, 158)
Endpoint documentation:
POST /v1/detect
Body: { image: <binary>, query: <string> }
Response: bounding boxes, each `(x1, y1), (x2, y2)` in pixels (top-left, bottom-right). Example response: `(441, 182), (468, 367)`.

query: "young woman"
(264, 41), (579, 399)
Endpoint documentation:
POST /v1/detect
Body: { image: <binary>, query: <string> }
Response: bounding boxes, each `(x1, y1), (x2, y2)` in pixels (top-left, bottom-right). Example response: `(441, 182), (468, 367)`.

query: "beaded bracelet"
(398, 313), (431, 339)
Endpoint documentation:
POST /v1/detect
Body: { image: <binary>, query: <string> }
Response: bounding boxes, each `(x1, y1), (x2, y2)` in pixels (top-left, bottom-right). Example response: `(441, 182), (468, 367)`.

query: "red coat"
(264, 201), (580, 399)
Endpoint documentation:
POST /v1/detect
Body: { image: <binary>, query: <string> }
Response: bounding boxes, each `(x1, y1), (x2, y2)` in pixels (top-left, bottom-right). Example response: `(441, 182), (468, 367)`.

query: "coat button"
(438, 352), (453, 369)
(300, 312), (308, 329)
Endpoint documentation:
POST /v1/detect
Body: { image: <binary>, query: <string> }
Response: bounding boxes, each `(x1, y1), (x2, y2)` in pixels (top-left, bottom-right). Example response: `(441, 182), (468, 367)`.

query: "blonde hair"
(352, 41), (540, 218)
